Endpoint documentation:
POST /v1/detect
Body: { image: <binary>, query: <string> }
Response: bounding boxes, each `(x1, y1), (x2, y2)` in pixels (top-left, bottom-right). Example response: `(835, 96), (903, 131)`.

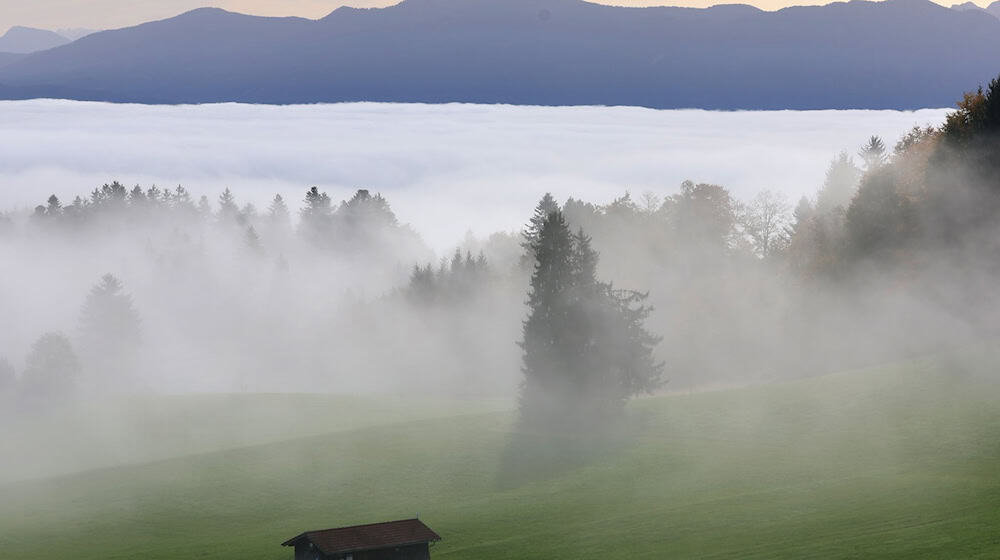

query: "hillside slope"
(0, 52), (26, 68)
(1, 358), (998, 559)
(2, 0), (999, 108)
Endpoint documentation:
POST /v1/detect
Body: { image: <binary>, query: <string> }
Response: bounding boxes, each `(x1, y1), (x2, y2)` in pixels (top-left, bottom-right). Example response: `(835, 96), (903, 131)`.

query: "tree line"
(3, 75), (999, 428)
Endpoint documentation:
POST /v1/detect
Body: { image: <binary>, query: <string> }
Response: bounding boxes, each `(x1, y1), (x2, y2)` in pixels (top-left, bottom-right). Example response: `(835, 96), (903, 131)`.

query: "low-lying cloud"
(0, 100), (948, 250)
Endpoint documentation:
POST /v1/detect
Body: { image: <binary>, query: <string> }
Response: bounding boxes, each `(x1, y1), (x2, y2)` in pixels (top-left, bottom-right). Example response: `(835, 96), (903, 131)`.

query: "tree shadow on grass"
(495, 415), (643, 490)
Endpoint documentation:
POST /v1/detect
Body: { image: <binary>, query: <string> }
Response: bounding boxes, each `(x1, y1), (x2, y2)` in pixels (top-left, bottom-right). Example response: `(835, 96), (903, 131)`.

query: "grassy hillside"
(1, 359), (998, 559)
(0, 393), (508, 484)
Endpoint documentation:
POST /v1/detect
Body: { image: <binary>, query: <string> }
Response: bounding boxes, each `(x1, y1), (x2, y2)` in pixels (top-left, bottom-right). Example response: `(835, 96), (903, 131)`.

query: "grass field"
(1, 357), (999, 559)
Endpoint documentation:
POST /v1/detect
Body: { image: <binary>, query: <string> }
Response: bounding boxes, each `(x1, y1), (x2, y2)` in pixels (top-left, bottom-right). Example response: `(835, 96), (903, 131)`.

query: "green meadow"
(2, 358), (999, 559)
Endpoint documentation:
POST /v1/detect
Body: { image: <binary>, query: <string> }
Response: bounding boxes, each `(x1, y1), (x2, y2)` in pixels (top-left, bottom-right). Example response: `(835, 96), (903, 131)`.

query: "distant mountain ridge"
(950, 0), (1000, 17)
(0, 26), (98, 57)
(0, 26), (69, 54)
(2, 0), (1000, 109)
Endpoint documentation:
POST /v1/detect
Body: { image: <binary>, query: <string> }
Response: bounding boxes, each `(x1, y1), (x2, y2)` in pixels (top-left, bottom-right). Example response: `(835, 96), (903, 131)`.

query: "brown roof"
(282, 519), (441, 555)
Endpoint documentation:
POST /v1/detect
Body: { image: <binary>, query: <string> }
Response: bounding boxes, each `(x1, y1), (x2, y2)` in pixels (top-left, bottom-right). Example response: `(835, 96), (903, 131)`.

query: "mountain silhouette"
(951, 1), (1000, 18)
(0, 26), (70, 54)
(1, 0), (999, 109)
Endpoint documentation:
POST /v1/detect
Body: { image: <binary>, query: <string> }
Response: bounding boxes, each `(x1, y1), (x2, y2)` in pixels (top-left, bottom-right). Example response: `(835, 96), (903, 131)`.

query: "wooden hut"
(282, 518), (441, 560)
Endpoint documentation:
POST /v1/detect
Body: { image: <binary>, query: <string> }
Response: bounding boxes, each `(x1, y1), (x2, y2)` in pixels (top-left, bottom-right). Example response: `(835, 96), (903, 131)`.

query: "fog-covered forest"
(2, 77), (999, 424)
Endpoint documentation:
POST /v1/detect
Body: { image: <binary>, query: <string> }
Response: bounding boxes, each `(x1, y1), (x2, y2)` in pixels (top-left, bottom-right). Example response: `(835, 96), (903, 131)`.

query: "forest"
(2, 76), (999, 427)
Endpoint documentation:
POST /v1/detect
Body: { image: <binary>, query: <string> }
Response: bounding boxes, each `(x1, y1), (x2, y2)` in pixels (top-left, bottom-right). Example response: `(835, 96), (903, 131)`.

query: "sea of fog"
(0, 100), (950, 250)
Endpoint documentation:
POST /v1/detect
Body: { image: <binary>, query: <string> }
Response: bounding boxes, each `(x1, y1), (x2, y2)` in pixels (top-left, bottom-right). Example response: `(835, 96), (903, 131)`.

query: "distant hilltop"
(0, 26), (70, 54)
(1, 0), (999, 109)
(0, 26), (97, 54)
(950, 0), (1000, 18)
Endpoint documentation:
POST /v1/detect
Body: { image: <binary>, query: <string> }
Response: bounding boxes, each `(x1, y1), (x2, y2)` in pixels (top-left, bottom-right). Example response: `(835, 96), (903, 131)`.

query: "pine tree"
(63, 196), (87, 227)
(146, 186), (163, 209)
(78, 274), (142, 390)
(268, 194), (291, 231)
(170, 186), (195, 216)
(128, 185), (147, 206)
(520, 193), (560, 267)
(300, 186), (333, 243)
(519, 211), (662, 428)
(46, 194), (63, 217)
(217, 188), (239, 224)
(197, 195), (212, 221)
(245, 225), (263, 255)
(815, 152), (861, 214)
(859, 136), (888, 172)
(406, 263), (436, 303)
(20, 333), (80, 401)
(519, 210), (577, 425)
(239, 202), (257, 224)
(332, 189), (402, 249)
(570, 228), (598, 289)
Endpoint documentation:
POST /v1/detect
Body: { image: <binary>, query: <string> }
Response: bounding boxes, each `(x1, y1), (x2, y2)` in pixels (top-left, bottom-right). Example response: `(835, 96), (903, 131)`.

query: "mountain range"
(950, 0), (1000, 17)
(0, 26), (99, 66)
(0, 26), (71, 54)
(1, 0), (999, 109)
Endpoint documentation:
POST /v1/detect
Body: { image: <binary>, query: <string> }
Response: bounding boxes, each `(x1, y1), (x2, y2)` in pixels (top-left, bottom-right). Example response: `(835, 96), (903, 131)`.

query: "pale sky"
(0, 0), (988, 33)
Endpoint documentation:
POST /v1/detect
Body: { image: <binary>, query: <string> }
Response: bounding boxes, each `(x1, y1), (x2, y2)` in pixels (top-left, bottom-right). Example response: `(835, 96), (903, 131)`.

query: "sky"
(0, 0), (991, 33)
(0, 100), (948, 251)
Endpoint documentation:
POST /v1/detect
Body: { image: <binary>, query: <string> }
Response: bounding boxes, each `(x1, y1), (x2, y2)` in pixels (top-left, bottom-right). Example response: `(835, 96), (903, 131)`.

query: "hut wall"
(351, 543), (431, 560)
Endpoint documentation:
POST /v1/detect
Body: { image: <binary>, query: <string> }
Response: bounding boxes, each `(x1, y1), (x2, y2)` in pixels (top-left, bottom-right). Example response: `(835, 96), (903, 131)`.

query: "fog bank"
(0, 100), (948, 250)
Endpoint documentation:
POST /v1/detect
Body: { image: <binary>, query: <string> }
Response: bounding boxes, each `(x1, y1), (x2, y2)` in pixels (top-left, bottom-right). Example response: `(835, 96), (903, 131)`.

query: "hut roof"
(282, 519), (441, 555)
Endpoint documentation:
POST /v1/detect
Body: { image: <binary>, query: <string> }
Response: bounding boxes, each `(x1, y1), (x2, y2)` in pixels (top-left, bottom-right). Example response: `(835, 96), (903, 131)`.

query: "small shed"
(282, 518), (441, 560)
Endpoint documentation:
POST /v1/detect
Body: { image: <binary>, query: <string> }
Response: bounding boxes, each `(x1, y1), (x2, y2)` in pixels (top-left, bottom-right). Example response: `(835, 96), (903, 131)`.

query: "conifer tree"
(46, 194), (63, 217)
(520, 193), (560, 267)
(245, 225), (263, 254)
(519, 211), (662, 428)
(815, 152), (861, 214)
(20, 333), (80, 400)
(570, 228), (598, 289)
(859, 136), (888, 172)
(128, 185), (147, 206)
(197, 195), (212, 220)
(146, 186), (163, 208)
(520, 210), (576, 423)
(217, 187), (239, 224)
(63, 196), (87, 227)
(300, 186), (333, 243)
(268, 194), (291, 231)
(78, 274), (142, 390)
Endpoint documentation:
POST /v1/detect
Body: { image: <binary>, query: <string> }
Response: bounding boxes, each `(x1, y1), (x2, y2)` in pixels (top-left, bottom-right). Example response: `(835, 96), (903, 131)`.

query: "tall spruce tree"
(520, 193), (560, 268)
(815, 152), (862, 214)
(519, 211), (662, 428)
(300, 186), (333, 244)
(78, 274), (142, 390)
(268, 194), (291, 231)
(217, 187), (239, 224)
(520, 210), (576, 424)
